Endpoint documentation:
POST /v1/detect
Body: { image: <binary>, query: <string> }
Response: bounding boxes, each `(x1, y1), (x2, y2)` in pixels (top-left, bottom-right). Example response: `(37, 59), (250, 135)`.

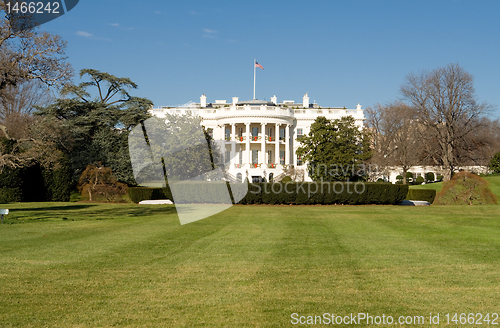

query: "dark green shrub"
(169, 182), (230, 204)
(490, 151), (500, 174)
(437, 175), (443, 181)
(406, 189), (436, 203)
(128, 187), (173, 203)
(396, 175), (403, 181)
(281, 176), (292, 183)
(38, 154), (72, 202)
(129, 182), (409, 206)
(238, 182), (408, 205)
(22, 164), (48, 202)
(0, 166), (23, 190)
(415, 176), (424, 185)
(425, 172), (435, 182)
(0, 188), (22, 203)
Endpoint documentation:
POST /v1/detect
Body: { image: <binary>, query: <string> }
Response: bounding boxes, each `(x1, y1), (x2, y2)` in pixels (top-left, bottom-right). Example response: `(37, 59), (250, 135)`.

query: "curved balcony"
(203, 105), (294, 120)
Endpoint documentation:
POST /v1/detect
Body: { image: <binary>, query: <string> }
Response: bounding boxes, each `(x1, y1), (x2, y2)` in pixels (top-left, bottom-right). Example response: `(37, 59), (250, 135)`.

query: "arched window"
(269, 173), (274, 182)
(236, 173), (243, 182)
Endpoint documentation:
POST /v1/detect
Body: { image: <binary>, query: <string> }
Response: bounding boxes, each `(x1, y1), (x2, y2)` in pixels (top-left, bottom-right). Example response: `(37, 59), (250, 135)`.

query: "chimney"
(200, 94), (207, 108)
(302, 92), (309, 108)
(271, 95), (277, 105)
(232, 97), (239, 105)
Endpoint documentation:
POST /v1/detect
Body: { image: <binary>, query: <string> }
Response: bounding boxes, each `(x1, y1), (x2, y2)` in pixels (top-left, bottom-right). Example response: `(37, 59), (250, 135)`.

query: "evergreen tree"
(36, 69), (152, 185)
(296, 116), (371, 182)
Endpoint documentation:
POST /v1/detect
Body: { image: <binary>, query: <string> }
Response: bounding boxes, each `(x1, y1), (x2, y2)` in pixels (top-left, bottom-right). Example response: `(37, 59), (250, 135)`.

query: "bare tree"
(454, 117), (500, 167)
(401, 63), (491, 181)
(0, 4), (72, 91)
(365, 102), (421, 184)
(0, 79), (54, 139)
(0, 5), (72, 172)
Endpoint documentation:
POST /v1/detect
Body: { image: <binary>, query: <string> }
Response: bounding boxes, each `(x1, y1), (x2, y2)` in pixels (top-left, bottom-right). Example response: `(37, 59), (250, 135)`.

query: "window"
(252, 176), (263, 183)
(297, 128), (303, 137)
(297, 155), (303, 166)
(268, 150), (272, 164)
(252, 150), (258, 164)
(236, 173), (243, 182)
(252, 127), (259, 137)
(225, 151), (231, 165)
(280, 150), (285, 165)
(225, 128), (230, 140)
(279, 128), (285, 141)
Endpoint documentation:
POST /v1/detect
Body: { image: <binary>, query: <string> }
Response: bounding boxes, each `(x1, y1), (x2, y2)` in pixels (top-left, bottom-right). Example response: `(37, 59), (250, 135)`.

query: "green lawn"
(1, 203), (500, 327)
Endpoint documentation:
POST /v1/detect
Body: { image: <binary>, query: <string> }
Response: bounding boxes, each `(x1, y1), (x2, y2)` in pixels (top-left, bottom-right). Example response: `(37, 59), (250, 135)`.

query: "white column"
(221, 124), (226, 164)
(285, 124), (290, 165)
(230, 123), (236, 165)
(260, 123), (266, 164)
(245, 123), (251, 166)
(275, 123), (280, 165)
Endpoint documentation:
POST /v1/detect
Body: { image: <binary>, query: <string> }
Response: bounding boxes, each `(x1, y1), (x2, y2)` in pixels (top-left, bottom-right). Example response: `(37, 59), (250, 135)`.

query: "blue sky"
(41, 0), (500, 116)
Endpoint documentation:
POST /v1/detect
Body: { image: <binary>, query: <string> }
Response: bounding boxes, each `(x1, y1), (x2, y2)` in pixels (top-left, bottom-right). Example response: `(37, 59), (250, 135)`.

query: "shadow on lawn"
(9, 204), (99, 212)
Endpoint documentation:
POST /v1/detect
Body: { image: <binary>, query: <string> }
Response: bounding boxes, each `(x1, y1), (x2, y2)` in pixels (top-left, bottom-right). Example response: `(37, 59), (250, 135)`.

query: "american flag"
(255, 62), (264, 70)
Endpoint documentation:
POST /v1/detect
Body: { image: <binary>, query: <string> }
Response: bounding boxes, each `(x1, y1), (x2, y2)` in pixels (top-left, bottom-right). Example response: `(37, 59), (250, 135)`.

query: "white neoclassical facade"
(150, 93), (365, 182)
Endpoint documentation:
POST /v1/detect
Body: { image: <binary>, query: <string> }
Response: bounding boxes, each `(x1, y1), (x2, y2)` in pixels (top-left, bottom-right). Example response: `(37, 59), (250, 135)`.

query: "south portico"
(150, 93), (365, 182)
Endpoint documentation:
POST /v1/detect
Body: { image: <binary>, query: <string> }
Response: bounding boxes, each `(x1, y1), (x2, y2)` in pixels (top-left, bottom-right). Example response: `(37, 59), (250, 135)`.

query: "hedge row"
(406, 189), (437, 203)
(0, 188), (22, 203)
(129, 182), (408, 205)
(235, 182), (408, 205)
(128, 187), (173, 203)
(0, 143), (71, 203)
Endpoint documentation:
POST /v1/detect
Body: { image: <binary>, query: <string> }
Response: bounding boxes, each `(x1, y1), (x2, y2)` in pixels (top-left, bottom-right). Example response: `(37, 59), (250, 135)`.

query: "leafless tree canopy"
(0, 79), (54, 139)
(365, 102), (421, 183)
(0, 4), (72, 92)
(0, 6), (72, 173)
(401, 63), (492, 181)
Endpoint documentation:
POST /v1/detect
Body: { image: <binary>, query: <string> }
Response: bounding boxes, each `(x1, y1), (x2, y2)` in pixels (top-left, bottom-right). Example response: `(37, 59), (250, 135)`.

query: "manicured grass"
(410, 181), (444, 191)
(1, 203), (500, 327)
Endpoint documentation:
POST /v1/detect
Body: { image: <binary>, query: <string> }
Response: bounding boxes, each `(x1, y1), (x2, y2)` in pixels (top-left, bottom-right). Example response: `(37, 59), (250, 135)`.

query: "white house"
(150, 93), (365, 182)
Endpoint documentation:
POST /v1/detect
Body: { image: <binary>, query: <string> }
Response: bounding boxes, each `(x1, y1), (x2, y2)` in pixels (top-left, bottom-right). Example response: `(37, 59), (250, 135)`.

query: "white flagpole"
(253, 58), (256, 100)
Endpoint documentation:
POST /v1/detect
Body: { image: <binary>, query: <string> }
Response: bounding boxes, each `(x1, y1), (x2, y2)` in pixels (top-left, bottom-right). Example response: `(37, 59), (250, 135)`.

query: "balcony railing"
(250, 136), (261, 142)
(231, 163), (283, 169)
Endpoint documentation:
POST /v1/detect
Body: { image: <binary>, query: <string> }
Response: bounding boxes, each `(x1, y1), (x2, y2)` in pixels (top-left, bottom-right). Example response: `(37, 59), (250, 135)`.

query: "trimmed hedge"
(406, 189), (436, 203)
(0, 154), (71, 202)
(130, 182), (408, 205)
(235, 182), (408, 205)
(128, 187), (173, 203)
(0, 188), (22, 203)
